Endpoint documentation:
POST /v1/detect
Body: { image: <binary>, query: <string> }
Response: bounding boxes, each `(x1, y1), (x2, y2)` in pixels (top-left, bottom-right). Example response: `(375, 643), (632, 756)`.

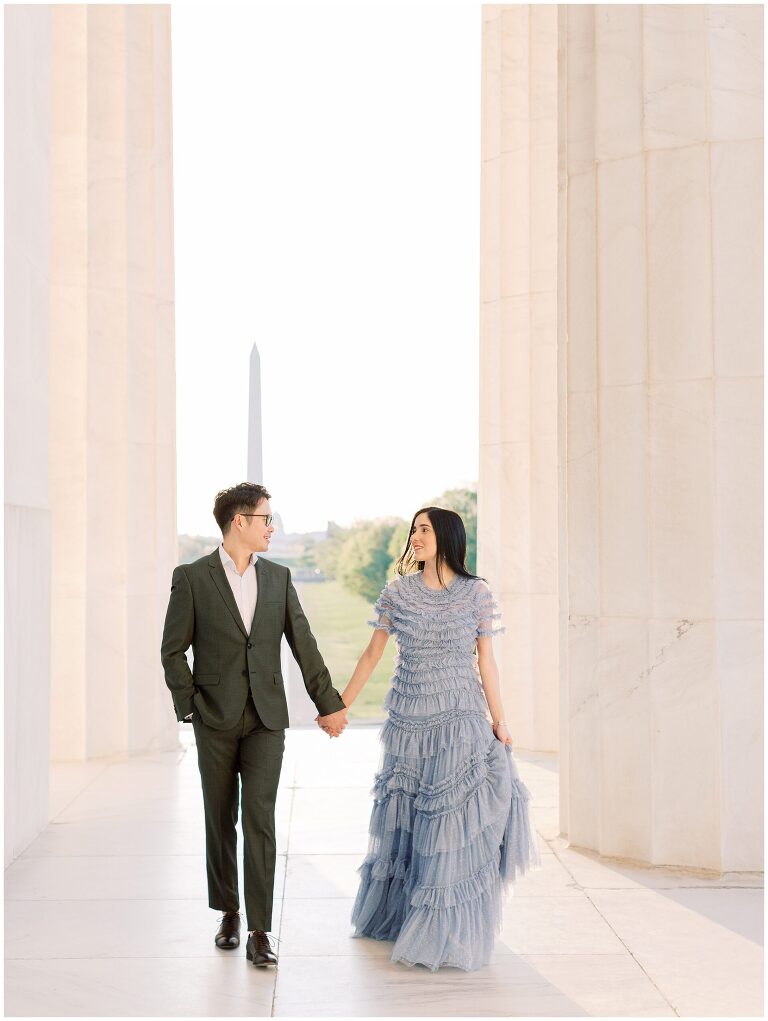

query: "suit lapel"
(248, 557), (267, 638)
(208, 549), (248, 639)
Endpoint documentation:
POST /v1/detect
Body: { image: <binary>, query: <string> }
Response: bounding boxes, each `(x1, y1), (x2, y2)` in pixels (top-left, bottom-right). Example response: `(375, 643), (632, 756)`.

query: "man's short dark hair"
(213, 483), (271, 536)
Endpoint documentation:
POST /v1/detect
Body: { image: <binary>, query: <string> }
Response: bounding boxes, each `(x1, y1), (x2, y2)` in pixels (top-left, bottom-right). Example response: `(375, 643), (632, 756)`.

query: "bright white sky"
(172, 0), (481, 535)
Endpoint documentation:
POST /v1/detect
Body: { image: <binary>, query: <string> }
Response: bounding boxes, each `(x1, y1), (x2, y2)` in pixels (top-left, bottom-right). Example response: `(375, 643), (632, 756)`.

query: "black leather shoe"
(246, 929), (278, 966)
(215, 911), (241, 949)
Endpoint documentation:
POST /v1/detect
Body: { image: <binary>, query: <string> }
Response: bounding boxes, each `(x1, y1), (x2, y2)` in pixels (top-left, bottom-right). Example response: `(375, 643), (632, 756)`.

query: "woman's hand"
(493, 722), (513, 747)
(315, 707), (348, 738)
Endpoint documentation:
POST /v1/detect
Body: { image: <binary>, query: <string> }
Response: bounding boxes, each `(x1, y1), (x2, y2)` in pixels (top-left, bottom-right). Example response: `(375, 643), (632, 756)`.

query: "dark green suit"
(161, 549), (345, 929)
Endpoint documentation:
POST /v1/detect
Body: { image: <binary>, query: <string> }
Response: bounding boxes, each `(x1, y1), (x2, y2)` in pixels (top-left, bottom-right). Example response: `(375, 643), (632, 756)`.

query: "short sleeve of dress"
(476, 579), (505, 638)
(368, 580), (397, 635)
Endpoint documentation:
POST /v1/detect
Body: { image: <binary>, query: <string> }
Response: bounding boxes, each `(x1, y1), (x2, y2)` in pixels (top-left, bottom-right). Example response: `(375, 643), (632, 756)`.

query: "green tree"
(296, 537), (318, 572)
(337, 521), (401, 603)
(312, 521), (348, 579)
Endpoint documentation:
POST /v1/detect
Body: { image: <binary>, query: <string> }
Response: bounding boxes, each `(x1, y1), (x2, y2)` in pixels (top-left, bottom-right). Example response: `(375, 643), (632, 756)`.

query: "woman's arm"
(477, 636), (513, 746)
(340, 628), (390, 709)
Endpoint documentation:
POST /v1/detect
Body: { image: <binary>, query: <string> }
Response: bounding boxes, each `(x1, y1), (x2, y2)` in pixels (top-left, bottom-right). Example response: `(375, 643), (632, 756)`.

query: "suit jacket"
(160, 549), (346, 730)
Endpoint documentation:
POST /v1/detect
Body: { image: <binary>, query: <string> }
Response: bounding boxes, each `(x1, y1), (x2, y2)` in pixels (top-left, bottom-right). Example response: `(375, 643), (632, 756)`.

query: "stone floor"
(5, 726), (763, 1017)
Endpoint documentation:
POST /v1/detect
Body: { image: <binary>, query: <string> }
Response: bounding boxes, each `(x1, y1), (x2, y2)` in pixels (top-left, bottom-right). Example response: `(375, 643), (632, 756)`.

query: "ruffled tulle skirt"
(351, 707), (542, 972)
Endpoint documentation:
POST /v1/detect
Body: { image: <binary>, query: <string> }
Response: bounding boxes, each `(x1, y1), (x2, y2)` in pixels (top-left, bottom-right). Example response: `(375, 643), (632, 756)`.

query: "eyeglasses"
(235, 513), (274, 526)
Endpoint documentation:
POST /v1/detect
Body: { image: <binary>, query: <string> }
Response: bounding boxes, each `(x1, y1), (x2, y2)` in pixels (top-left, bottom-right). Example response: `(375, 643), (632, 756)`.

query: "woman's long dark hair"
(395, 506), (483, 588)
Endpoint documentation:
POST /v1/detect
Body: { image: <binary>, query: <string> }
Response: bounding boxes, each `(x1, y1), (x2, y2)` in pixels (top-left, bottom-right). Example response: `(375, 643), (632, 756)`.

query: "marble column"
(4, 5), (53, 865)
(479, 4), (561, 758)
(480, 4), (763, 871)
(48, 5), (178, 760)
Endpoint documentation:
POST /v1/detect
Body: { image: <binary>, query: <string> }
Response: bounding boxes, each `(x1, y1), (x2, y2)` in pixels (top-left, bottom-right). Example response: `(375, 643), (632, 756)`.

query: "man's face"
(238, 497), (274, 554)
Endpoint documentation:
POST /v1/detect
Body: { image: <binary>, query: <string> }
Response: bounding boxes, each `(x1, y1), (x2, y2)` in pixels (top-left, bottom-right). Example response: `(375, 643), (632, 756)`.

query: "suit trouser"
(192, 694), (285, 931)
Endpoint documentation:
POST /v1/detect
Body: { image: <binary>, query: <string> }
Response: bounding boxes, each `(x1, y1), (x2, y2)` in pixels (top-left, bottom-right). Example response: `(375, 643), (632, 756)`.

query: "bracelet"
(493, 719), (508, 728)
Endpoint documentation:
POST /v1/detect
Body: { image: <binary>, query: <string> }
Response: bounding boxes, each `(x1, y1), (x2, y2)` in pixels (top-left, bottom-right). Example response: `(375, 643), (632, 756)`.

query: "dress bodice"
(369, 571), (504, 661)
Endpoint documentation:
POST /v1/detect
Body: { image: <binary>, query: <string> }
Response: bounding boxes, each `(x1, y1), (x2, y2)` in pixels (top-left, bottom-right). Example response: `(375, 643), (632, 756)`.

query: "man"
(161, 482), (348, 966)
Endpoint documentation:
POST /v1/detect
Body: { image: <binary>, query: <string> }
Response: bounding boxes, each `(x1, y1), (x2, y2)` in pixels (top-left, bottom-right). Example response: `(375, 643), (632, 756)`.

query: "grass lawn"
(293, 579), (394, 722)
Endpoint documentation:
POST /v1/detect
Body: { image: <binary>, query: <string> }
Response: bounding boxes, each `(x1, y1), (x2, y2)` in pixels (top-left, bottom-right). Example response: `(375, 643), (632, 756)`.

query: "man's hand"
(315, 707), (348, 738)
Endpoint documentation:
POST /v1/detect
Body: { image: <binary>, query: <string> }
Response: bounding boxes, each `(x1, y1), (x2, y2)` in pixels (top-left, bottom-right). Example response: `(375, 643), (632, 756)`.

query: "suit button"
(247, 642), (253, 649)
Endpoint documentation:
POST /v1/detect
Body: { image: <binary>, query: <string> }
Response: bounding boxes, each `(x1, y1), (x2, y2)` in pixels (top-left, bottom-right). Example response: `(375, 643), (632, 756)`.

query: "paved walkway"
(5, 727), (763, 1017)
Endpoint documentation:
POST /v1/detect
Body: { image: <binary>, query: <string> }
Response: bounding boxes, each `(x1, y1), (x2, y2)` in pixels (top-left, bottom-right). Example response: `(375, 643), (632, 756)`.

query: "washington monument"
(247, 343), (263, 484)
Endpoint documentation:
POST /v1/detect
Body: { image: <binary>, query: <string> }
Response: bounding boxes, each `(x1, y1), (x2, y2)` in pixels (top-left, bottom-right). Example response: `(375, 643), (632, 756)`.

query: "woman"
(327, 506), (541, 971)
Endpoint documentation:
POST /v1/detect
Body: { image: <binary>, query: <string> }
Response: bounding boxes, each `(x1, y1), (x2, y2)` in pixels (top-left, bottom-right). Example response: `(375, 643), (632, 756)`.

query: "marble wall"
(5, 4), (178, 861)
(480, 4), (763, 871)
(4, 5), (53, 866)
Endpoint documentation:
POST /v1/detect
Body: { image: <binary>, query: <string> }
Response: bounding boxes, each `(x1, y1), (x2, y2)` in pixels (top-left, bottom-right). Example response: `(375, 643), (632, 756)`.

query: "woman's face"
(410, 512), (438, 563)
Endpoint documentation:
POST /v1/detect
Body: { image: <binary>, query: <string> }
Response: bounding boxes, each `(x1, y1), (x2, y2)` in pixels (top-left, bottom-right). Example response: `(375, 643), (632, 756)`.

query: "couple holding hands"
(161, 482), (540, 973)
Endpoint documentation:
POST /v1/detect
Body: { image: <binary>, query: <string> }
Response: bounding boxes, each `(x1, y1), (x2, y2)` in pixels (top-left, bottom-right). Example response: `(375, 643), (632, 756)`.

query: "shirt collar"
(218, 543), (258, 571)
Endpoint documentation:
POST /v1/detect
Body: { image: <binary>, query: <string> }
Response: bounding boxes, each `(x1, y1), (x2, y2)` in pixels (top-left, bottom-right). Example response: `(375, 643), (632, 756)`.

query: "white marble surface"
(5, 958), (276, 1018)
(707, 5), (763, 142)
(5, 728), (762, 1017)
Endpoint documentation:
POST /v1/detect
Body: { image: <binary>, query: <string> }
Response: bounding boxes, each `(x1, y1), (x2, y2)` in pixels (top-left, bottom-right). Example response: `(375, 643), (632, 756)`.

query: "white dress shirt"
(218, 543), (259, 632)
(184, 545), (258, 722)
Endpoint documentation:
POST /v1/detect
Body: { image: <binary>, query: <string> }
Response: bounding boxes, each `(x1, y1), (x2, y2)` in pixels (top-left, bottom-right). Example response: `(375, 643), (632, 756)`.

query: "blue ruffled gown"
(350, 571), (542, 972)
